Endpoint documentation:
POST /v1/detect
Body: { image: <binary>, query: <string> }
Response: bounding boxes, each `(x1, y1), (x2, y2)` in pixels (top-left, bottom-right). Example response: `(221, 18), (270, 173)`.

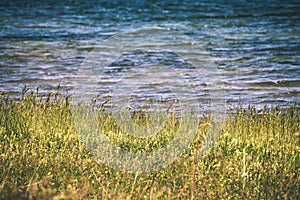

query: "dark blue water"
(0, 0), (299, 110)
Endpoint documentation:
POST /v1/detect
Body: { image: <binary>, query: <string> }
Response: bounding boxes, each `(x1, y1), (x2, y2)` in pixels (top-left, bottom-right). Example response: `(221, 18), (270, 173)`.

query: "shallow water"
(1, 0), (299, 113)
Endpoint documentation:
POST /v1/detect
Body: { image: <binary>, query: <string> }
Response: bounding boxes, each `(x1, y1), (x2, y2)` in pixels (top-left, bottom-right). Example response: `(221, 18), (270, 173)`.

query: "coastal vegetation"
(0, 88), (299, 199)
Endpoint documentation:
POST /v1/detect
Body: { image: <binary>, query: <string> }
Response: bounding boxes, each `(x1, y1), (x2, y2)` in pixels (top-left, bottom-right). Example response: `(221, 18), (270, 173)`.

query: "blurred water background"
(0, 0), (299, 112)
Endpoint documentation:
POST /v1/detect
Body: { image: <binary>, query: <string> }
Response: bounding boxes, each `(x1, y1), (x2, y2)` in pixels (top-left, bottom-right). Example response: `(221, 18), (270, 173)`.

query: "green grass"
(0, 89), (299, 199)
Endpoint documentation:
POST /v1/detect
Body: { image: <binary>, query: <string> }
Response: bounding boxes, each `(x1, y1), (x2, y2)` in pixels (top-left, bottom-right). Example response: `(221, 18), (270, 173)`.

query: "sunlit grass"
(0, 88), (299, 199)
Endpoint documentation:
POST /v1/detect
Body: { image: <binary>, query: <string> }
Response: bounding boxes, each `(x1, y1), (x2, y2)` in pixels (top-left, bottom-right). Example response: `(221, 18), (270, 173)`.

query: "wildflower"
(246, 155), (252, 162)
(241, 172), (248, 178)
(217, 151), (223, 157)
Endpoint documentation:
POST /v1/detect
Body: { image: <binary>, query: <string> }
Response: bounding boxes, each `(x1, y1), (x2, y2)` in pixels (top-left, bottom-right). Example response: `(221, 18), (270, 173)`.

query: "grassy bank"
(0, 90), (299, 199)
